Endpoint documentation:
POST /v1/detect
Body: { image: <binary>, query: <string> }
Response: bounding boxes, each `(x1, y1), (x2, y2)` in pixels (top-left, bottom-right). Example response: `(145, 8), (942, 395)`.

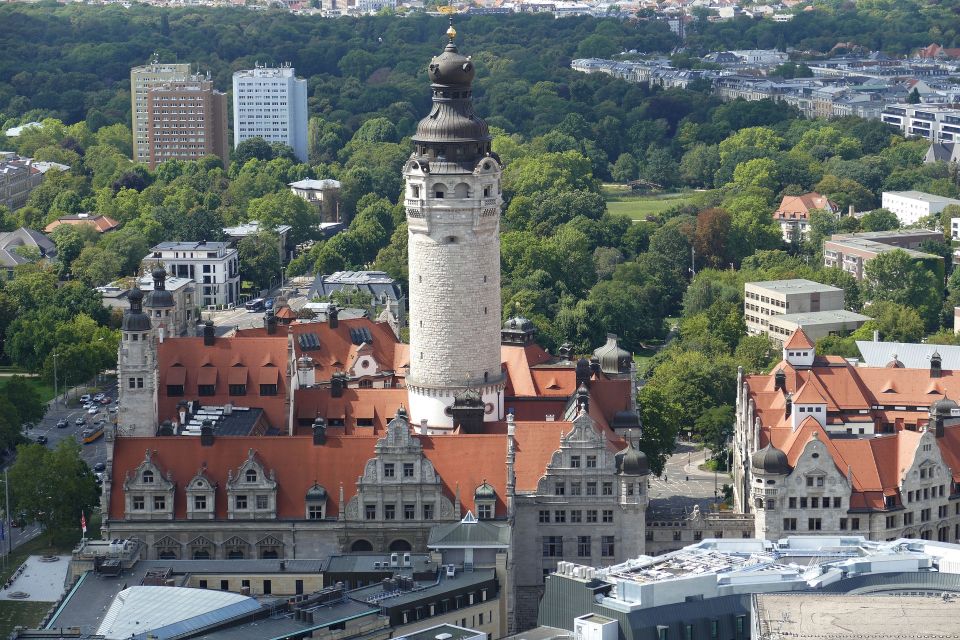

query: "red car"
(100, 397), (111, 405)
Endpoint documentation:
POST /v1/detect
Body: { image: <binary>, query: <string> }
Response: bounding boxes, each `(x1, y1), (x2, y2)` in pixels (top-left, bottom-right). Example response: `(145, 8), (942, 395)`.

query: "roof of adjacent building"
(44, 213), (120, 234)
(222, 221), (292, 237)
(0, 227), (56, 267)
(308, 270), (403, 302)
(427, 513), (511, 548)
(857, 340), (960, 369)
(768, 309), (872, 327)
(773, 192), (838, 220)
(884, 190), (960, 205)
(289, 178), (341, 190)
(151, 240), (235, 251)
(783, 327), (815, 349)
(399, 624), (485, 640)
(746, 279), (843, 296)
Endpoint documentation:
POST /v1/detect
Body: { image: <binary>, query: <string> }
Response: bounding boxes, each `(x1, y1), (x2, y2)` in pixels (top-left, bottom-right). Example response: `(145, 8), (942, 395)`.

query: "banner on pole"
(81, 512), (87, 535)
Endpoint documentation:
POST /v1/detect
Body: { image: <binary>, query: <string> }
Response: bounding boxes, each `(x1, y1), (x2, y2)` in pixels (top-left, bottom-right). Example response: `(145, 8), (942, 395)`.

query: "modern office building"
(882, 189), (960, 225)
(143, 241), (239, 308)
(823, 229), (943, 280)
(146, 77), (229, 170)
(881, 103), (960, 143)
(743, 279), (845, 337)
(232, 65), (309, 163)
(766, 309), (870, 343)
(130, 61), (191, 164)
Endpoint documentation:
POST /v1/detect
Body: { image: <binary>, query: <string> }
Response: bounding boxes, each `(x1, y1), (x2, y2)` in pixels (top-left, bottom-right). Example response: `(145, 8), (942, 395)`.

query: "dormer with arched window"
(185, 465), (217, 520)
(226, 449), (277, 520)
(123, 449), (175, 521)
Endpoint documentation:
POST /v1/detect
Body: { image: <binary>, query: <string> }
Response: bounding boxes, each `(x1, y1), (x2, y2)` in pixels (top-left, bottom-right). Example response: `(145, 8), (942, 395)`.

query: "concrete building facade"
(233, 65), (309, 163)
(0, 154), (44, 211)
(130, 61), (191, 164)
(743, 279), (845, 338)
(881, 189), (960, 225)
(146, 77), (229, 170)
(823, 229), (943, 280)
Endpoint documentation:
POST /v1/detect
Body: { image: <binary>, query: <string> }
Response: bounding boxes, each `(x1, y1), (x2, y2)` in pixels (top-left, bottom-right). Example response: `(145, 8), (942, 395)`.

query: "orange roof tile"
(784, 328), (814, 349)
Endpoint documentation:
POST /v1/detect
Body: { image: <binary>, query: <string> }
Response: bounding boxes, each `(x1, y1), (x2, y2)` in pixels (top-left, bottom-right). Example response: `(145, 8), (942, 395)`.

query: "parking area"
(26, 378), (114, 471)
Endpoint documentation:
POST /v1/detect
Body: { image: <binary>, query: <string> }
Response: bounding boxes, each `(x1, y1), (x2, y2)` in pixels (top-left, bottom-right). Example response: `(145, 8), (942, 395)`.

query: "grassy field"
(602, 184), (700, 221)
(0, 377), (55, 404)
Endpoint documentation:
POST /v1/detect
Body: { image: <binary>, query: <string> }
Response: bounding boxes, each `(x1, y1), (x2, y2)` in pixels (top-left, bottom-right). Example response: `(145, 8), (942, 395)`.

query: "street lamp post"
(52, 352), (59, 406)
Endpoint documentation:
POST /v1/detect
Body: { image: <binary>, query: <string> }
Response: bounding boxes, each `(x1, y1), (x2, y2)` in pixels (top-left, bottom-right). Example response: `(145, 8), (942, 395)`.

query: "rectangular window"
(235, 495), (248, 510)
(259, 384), (278, 396)
(811, 497), (819, 508)
(806, 477), (814, 487)
(539, 510), (550, 524)
(478, 504), (492, 519)
(256, 495), (268, 510)
(800, 497), (808, 508)
(601, 536), (615, 557)
(555, 482), (565, 496)
(586, 482), (598, 496)
(570, 455), (581, 468)
(586, 510), (598, 523)
(194, 495), (206, 510)
(905, 512), (914, 525)
(296, 580), (304, 595)
(403, 463), (414, 477)
(423, 504), (434, 520)
(578, 536), (591, 557)
(365, 504), (376, 520)
(833, 497), (841, 508)
(542, 536), (563, 557)
(129, 378), (136, 389)
(554, 510), (566, 523)
(228, 384), (246, 396)
(602, 510), (614, 523)
(788, 497), (797, 508)
(221, 579), (229, 590)
(851, 517), (860, 530)
(808, 518), (822, 530)
(308, 505), (323, 519)
(384, 505), (396, 520)
(167, 385), (184, 397)
(602, 482), (613, 496)
(198, 384), (215, 396)
(586, 455), (597, 468)
(817, 477), (824, 487)
(384, 463), (395, 478)
(840, 518), (847, 530)
(133, 496), (145, 510)
(570, 510), (582, 523)
(783, 517), (797, 531)
(263, 579), (272, 595)
(570, 482), (582, 496)
(404, 504), (415, 520)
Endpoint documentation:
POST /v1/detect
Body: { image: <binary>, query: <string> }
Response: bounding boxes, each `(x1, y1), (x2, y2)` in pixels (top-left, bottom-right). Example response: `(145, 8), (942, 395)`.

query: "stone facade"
(117, 290), (159, 437)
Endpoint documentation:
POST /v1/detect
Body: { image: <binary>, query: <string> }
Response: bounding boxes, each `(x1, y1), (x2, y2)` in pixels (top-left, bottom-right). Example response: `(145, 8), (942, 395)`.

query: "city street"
(28, 379), (113, 470)
(647, 442), (730, 517)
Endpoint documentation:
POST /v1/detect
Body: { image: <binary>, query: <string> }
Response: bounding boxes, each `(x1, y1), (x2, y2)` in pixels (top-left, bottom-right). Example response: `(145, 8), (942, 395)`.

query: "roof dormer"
(792, 381), (827, 429)
(783, 328), (815, 368)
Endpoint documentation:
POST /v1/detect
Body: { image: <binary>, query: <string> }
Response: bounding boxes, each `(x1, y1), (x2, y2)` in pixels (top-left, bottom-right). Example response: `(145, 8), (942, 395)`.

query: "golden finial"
(446, 16), (456, 42)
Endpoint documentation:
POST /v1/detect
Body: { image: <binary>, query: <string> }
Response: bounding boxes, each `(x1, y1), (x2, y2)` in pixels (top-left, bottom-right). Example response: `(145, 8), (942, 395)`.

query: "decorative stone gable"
(345, 408), (456, 523)
(349, 343), (379, 378)
(226, 448), (278, 520)
(536, 412), (615, 495)
(899, 428), (953, 540)
(123, 449), (175, 520)
(185, 465), (217, 520)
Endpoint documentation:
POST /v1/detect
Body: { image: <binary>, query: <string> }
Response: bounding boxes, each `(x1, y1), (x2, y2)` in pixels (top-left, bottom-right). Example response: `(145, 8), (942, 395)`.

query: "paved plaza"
(0, 555), (71, 601)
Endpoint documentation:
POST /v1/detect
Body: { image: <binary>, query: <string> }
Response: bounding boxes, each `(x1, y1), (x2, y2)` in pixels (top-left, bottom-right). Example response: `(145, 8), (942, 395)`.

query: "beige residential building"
(823, 229), (943, 280)
(146, 78), (229, 170)
(130, 61), (191, 164)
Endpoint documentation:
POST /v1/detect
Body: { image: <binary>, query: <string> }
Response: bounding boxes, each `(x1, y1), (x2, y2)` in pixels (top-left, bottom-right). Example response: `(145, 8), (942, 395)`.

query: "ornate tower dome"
(615, 439), (649, 476)
(118, 285), (158, 436)
(122, 286), (152, 332)
(751, 443), (791, 475)
(405, 21), (505, 430)
(593, 333), (632, 375)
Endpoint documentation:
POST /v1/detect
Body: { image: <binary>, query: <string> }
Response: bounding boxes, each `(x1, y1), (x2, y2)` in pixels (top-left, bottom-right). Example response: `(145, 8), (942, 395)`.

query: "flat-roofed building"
(290, 178), (341, 222)
(882, 189), (960, 225)
(143, 241), (239, 307)
(823, 229), (943, 280)
(767, 309), (871, 344)
(130, 61), (191, 164)
(146, 77), (229, 170)
(233, 66), (308, 163)
(744, 279), (845, 337)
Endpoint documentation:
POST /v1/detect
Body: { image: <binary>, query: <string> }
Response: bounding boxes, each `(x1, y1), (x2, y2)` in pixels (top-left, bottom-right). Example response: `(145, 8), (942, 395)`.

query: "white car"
(87, 407), (99, 415)
(93, 393), (104, 402)
(80, 394), (91, 403)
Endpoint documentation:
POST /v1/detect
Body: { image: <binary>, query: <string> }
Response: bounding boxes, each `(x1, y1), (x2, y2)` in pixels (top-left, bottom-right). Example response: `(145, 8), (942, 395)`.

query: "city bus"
(245, 298), (265, 312)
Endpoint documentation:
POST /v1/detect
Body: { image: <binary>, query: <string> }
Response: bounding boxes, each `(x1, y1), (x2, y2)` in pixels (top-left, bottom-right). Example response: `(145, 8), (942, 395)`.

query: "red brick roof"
(44, 214), (119, 234)
(773, 192), (838, 222)
(784, 328), (814, 349)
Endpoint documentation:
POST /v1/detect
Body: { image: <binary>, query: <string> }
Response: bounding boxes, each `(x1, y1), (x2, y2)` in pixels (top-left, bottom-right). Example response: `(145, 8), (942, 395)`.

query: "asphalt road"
(647, 442), (731, 517)
(28, 378), (114, 470)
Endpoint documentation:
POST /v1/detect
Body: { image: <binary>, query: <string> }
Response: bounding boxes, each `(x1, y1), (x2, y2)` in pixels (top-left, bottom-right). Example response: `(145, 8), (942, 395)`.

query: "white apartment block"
(233, 66), (308, 163)
(882, 190), (960, 225)
(130, 62), (191, 165)
(143, 241), (240, 308)
(744, 279), (845, 338)
(952, 217), (960, 240)
(881, 104), (960, 144)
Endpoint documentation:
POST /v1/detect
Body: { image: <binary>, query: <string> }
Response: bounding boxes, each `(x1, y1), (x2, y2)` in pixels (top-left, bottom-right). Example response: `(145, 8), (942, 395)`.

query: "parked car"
(87, 406), (99, 415)
(108, 406), (118, 414)
(56, 419), (68, 429)
(75, 417), (86, 426)
(93, 393), (104, 402)
(80, 394), (91, 403)
(94, 472), (103, 485)
(93, 461), (106, 472)
(35, 435), (47, 445)
(100, 396), (111, 405)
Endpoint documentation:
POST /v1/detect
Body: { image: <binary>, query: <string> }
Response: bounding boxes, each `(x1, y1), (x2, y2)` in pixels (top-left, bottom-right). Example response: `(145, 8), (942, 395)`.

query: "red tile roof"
(773, 192), (838, 222)
(44, 214), (119, 234)
(784, 328), (814, 349)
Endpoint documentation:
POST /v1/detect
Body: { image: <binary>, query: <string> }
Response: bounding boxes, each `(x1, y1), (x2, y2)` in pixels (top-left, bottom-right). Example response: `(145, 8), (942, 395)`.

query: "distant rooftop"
(290, 178), (341, 190)
(399, 624), (485, 640)
(745, 279), (842, 295)
(223, 221), (292, 236)
(771, 309), (872, 325)
(857, 340), (960, 368)
(151, 240), (235, 251)
(884, 190), (960, 205)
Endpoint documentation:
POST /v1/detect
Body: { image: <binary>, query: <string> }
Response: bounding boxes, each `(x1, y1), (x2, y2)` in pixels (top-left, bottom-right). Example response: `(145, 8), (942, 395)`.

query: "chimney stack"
(589, 356), (601, 377)
(331, 372), (345, 398)
(785, 392), (793, 418)
(328, 306), (339, 329)
(203, 320), (215, 346)
(774, 369), (786, 393)
(931, 352), (942, 379)
(200, 419), (214, 446)
(264, 310), (277, 335)
(312, 417), (327, 445)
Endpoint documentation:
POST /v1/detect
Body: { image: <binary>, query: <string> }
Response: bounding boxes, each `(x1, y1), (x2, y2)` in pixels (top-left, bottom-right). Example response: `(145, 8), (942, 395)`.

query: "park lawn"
(602, 184), (704, 221)
(0, 377), (54, 404)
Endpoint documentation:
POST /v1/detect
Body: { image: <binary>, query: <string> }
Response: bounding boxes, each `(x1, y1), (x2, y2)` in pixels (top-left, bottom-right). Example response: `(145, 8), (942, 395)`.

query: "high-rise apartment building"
(233, 66), (308, 163)
(146, 78), (229, 170)
(130, 61), (191, 164)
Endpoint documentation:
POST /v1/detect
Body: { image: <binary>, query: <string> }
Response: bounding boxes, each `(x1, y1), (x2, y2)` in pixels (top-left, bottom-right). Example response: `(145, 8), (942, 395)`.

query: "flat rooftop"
(769, 309), (872, 325)
(831, 228), (942, 241)
(753, 593), (960, 639)
(400, 624), (484, 640)
(151, 241), (235, 251)
(884, 190), (960, 205)
(825, 235), (941, 260)
(745, 279), (842, 295)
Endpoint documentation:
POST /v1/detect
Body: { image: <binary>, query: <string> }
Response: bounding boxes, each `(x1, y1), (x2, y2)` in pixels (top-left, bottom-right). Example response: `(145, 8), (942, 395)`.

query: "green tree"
(907, 87), (921, 104)
(862, 300), (925, 342)
(2, 376), (45, 425)
(860, 208), (900, 232)
(734, 334), (778, 373)
(610, 153), (638, 183)
(9, 440), (98, 544)
(238, 232), (282, 291)
(694, 405), (736, 460)
(863, 250), (942, 329)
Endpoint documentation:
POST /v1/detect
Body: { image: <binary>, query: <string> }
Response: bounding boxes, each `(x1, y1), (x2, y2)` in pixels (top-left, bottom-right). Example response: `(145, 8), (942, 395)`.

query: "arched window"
(245, 469), (258, 483)
(351, 539), (374, 552)
(453, 183), (470, 198)
(388, 539), (412, 552)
